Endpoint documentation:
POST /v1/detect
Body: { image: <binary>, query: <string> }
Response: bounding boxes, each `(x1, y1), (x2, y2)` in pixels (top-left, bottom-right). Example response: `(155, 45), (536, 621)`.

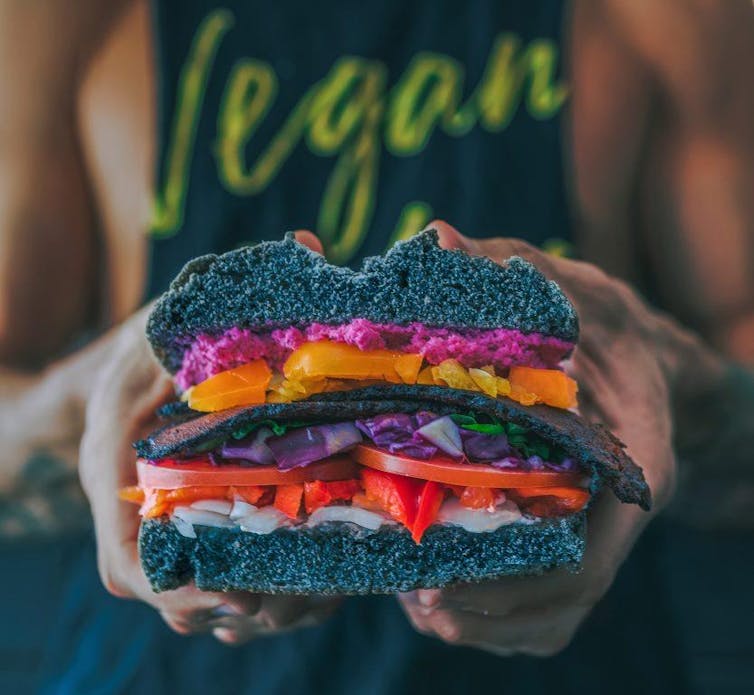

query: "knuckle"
(101, 573), (131, 600)
(96, 555), (133, 600)
(434, 615), (463, 644)
(507, 238), (545, 265)
(161, 613), (195, 636)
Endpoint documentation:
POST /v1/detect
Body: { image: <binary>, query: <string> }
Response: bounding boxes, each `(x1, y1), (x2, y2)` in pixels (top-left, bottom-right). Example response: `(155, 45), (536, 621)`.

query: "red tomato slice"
(137, 456), (359, 489)
(352, 445), (586, 489)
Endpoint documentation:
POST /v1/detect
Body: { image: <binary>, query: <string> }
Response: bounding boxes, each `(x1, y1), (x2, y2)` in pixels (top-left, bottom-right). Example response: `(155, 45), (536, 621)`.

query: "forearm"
(669, 360), (754, 529)
(0, 335), (113, 494)
(0, 331), (121, 537)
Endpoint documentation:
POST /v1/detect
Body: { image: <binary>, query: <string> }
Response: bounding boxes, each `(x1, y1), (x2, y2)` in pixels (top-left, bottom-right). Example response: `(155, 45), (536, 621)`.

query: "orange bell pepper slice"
(508, 366), (578, 409)
(118, 486), (145, 505)
(274, 484), (304, 519)
(163, 486), (230, 503)
(188, 360), (272, 412)
(283, 341), (423, 385)
(229, 485), (267, 505)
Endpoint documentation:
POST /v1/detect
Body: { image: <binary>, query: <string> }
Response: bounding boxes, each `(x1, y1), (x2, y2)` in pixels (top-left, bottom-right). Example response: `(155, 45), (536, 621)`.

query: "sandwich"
(121, 231), (650, 594)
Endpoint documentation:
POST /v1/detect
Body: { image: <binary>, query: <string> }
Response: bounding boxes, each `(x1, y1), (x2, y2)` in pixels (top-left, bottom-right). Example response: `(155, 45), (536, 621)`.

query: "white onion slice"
(416, 416), (463, 458)
(191, 499), (232, 515)
(172, 506), (235, 528)
(305, 505), (392, 531)
(229, 500), (258, 520)
(436, 499), (522, 533)
(238, 507), (291, 534)
(171, 514), (197, 539)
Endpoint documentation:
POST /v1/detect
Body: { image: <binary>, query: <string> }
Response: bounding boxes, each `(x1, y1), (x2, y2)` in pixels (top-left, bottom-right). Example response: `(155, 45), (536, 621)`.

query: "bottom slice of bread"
(139, 514), (586, 594)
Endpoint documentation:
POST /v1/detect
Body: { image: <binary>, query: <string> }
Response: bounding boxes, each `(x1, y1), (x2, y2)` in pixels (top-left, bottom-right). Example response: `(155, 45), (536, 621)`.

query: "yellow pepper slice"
(283, 340), (423, 384)
(188, 360), (272, 412)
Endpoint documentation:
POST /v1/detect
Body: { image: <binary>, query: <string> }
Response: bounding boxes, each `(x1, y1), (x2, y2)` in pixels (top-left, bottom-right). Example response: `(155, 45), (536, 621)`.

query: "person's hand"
(399, 220), (721, 656)
(79, 233), (342, 645)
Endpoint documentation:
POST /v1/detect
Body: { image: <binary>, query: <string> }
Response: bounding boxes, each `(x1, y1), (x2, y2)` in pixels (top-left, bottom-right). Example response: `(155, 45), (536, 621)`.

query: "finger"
(213, 624), (269, 645)
(417, 496), (639, 619)
(79, 325), (263, 624)
(427, 220), (562, 276)
(409, 571), (572, 618)
(426, 220), (481, 254)
(293, 229), (324, 255)
(402, 602), (580, 656)
(82, 372), (173, 598)
(257, 595), (341, 630)
(211, 596), (342, 645)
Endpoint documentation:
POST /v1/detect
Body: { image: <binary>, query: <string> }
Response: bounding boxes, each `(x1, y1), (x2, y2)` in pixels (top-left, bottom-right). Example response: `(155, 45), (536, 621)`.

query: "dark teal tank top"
(147, 0), (573, 295)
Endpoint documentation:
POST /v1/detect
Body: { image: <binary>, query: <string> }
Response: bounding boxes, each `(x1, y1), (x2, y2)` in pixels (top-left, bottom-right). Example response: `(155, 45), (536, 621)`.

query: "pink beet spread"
(175, 319), (574, 390)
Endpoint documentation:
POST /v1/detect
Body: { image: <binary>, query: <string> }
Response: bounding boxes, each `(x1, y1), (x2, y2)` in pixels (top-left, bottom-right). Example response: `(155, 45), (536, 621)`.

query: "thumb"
(293, 229), (324, 255)
(425, 220), (481, 254)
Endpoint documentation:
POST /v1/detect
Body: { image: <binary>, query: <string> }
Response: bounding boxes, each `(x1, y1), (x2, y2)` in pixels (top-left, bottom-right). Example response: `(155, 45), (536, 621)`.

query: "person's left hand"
(398, 220), (716, 656)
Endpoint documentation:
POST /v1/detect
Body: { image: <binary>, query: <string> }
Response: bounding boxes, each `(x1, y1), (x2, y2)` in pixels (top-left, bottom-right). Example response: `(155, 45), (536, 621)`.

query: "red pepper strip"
(303, 479), (362, 514)
(361, 468), (421, 528)
(508, 487), (590, 517)
(303, 481), (331, 514)
(274, 484), (304, 519)
(411, 481), (444, 544)
(324, 479), (362, 500)
(459, 486), (496, 510)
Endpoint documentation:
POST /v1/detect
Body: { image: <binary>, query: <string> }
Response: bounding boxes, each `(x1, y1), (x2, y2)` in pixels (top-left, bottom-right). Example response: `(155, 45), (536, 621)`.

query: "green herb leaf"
(461, 423), (506, 434)
(450, 414), (477, 426)
(231, 419), (316, 439)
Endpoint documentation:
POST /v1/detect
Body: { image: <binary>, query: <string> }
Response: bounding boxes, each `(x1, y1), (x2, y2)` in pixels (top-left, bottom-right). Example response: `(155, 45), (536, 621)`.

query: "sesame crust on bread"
(139, 514), (586, 594)
(146, 230), (579, 374)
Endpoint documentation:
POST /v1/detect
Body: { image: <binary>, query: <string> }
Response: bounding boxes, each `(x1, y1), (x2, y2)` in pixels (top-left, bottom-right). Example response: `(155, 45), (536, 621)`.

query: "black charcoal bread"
(139, 514), (586, 594)
(147, 230), (579, 374)
(135, 386), (651, 510)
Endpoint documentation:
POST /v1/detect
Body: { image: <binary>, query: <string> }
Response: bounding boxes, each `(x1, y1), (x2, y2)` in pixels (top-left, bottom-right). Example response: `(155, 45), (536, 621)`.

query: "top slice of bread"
(147, 230), (579, 374)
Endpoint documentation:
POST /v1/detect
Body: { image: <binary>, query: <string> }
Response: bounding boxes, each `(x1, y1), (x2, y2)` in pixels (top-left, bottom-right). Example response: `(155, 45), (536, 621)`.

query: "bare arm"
(0, 1), (125, 511)
(573, 0), (754, 525)
(621, 0), (754, 362)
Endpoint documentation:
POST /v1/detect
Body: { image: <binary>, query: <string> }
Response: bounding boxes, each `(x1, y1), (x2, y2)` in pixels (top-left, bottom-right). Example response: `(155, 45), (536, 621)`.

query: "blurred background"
(1, 0), (753, 693)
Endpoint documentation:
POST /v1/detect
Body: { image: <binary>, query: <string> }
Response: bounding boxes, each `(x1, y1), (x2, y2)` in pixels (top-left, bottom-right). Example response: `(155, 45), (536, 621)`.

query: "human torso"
(78, 0), (652, 317)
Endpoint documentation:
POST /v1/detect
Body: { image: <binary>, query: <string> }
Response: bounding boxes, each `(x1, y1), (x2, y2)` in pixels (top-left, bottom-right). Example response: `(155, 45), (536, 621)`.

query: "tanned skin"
(1, 0), (753, 649)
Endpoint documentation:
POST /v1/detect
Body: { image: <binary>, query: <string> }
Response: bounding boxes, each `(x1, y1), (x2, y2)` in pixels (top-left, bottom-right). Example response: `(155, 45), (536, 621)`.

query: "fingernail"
(418, 590), (440, 607)
(210, 604), (242, 618)
(213, 628), (239, 644)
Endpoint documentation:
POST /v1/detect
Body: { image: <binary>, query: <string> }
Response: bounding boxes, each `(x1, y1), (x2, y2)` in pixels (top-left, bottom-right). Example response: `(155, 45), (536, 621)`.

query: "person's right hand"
(79, 236), (342, 644)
